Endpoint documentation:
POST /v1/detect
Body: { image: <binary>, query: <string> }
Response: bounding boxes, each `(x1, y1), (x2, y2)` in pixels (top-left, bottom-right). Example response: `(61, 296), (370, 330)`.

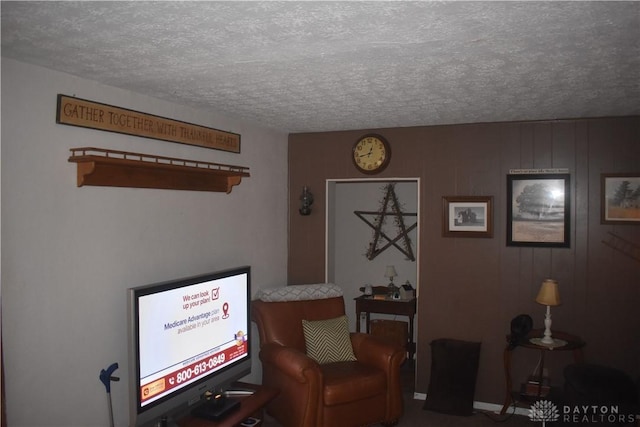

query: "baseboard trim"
(473, 400), (529, 416)
(411, 393), (529, 416)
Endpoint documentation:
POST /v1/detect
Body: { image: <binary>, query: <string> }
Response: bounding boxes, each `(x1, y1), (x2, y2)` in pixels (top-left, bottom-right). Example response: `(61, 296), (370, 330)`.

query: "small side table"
(354, 295), (417, 359)
(501, 329), (585, 415)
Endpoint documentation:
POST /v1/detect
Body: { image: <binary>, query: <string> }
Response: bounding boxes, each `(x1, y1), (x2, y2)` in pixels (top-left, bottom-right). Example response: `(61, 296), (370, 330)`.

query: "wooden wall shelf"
(68, 147), (249, 193)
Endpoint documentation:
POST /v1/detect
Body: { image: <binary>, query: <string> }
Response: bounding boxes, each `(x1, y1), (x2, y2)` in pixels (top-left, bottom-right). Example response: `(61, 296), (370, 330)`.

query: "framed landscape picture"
(601, 173), (640, 224)
(442, 196), (493, 238)
(507, 174), (570, 247)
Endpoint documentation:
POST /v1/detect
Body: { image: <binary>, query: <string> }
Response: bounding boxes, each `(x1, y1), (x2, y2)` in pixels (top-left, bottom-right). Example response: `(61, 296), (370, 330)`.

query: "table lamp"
(385, 265), (398, 296)
(531, 279), (565, 347)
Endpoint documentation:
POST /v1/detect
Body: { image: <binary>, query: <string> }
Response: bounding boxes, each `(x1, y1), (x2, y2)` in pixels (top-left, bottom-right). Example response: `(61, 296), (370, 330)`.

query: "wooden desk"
(354, 295), (417, 359)
(501, 329), (585, 415)
(178, 382), (278, 427)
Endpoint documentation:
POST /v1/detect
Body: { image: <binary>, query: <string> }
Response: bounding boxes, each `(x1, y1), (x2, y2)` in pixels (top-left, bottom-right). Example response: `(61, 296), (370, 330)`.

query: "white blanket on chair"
(255, 283), (343, 302)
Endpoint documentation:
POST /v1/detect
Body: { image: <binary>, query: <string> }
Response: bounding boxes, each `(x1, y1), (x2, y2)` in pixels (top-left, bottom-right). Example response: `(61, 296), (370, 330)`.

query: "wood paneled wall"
(288, 117), (639, 405)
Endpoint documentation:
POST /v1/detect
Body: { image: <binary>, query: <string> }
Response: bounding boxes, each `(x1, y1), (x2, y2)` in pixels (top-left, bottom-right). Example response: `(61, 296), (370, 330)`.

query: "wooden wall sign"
(56, 94), (241, 153)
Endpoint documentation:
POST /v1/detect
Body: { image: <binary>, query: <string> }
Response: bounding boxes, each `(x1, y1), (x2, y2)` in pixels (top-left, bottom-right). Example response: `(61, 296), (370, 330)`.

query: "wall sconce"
(299, 186), (314, 215)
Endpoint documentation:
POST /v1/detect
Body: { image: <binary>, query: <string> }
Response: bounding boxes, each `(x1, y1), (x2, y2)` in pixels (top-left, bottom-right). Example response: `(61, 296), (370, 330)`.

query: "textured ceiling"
(2, 1), (639, 133)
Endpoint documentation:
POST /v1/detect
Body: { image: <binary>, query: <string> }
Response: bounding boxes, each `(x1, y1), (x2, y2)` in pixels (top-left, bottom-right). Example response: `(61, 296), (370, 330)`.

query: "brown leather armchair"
(251, 285), (405, 427)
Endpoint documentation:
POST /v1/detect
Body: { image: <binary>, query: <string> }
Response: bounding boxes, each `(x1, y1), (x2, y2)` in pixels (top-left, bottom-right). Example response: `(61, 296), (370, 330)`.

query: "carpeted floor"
(261, 391), (532, 427)
(386, 394), (532, 427)
(260, 359), (534, 427)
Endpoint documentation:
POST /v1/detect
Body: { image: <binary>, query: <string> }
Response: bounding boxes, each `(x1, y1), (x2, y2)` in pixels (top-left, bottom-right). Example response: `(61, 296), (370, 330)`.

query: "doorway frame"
(324, 177), (421, 294)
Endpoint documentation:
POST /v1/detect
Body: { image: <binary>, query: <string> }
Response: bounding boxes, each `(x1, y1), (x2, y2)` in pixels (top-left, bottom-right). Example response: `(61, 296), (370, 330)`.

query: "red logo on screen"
(211, 287), (220, 300)
(222, 302), (230, 319)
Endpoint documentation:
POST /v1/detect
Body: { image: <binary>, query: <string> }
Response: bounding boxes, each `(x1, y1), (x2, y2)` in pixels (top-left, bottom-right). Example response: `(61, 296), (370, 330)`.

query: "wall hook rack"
(68, 147), (249, 193)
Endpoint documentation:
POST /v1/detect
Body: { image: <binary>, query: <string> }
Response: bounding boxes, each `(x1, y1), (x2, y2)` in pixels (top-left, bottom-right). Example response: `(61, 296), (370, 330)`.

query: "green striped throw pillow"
(302, 315), (357, 364)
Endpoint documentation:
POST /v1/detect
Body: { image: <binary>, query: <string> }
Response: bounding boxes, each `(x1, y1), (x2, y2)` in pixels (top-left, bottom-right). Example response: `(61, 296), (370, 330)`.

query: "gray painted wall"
(1, 59), (289, 427)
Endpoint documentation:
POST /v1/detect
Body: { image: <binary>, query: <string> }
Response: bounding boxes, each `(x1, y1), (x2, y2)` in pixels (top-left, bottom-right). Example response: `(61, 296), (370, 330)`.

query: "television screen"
(128, 266), (251, 426)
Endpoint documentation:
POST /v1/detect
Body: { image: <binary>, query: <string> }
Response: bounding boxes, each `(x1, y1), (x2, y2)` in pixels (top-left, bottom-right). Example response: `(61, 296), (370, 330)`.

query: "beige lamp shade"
(384, 265), (397, 279)
(535, 279), (561, 306)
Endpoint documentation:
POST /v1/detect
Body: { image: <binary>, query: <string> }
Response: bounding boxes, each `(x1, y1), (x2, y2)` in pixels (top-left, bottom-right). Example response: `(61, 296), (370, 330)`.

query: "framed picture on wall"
(507, 173), (570, 247)
(601, 173), (640, 224)
(442, 196), (493, 238)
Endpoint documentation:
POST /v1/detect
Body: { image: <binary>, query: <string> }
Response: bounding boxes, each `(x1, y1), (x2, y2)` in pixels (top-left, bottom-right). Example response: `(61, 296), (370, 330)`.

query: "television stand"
(191, 398), (241, 421)
(177, 382), (279, 427)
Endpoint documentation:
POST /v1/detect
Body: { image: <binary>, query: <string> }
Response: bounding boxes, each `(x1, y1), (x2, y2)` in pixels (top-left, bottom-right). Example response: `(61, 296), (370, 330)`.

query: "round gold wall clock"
(352, 134), (391, 174)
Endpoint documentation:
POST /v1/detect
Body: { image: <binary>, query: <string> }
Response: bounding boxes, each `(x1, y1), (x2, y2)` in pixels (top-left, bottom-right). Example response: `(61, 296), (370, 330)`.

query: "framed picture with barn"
(507, 173), (570, 247)
(601, 173), (640, 224)
(442, 196), (493, 238)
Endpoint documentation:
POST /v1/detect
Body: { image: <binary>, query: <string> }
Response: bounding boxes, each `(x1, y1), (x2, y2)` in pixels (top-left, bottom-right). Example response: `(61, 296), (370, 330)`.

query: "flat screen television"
(128, 266), (251, 426)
